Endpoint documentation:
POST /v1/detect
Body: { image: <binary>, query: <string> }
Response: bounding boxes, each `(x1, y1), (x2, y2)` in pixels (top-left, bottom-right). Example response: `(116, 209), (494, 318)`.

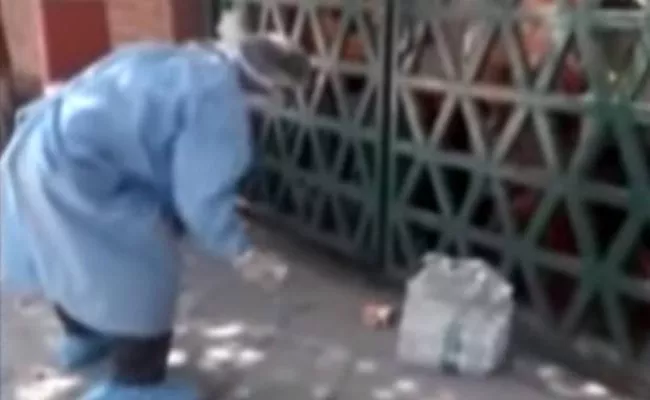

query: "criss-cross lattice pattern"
(388, 0), (650, 380)
(233, 0), (386, 261)
(220, 0), (650, 387)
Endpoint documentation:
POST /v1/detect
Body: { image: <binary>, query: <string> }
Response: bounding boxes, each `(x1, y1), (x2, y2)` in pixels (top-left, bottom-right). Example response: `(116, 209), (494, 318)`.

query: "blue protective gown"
(0, 42), (253, 337)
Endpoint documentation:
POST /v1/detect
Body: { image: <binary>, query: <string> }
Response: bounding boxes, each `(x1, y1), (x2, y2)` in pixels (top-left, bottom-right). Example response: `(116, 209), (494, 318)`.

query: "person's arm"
(171, 65), (253, 262)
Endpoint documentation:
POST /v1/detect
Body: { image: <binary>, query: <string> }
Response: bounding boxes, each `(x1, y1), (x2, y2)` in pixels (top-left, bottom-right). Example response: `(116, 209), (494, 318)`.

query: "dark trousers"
(55, 305), (172, 385)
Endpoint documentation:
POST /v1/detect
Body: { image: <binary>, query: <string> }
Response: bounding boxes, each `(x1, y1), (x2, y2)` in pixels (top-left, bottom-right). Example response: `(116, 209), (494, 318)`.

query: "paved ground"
(0, 224), (637, 400)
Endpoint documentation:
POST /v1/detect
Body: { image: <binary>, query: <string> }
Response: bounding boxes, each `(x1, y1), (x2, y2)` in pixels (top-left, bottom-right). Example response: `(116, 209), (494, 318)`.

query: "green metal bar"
(220, 0), (650, 392)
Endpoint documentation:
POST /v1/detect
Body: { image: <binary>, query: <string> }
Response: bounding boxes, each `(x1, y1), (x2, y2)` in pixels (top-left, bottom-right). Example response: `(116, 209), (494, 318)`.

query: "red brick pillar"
(1, 0), (111, 98)
(1, 0), (43, 102)
(1, 0), (205, 99)
(169, 0), (206, 42)
(39, 0), (111, 83)
(106, 0), (205, 45)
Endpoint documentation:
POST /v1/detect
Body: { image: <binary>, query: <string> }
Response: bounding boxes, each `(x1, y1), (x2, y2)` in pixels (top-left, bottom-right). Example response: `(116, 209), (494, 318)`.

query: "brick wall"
(40, 1), (111, 82)
(1, 0), (42, 102)
(1, 0), (206, 99)
(170, 0), (206, 42)
(107, 0), (173, 44)
(107, 0), (205, 45)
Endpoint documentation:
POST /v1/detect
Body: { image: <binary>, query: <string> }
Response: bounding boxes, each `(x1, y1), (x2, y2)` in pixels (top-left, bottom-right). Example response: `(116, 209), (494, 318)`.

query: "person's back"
(2, 41), (255, 336)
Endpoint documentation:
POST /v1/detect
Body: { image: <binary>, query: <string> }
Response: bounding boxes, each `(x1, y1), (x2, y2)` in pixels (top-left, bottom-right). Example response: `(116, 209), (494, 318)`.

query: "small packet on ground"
(397, 252), (514, 376)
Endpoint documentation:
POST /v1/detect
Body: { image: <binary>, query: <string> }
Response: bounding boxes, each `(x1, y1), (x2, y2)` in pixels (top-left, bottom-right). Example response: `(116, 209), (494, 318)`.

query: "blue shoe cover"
(56, 334), (112, 370)
(81, 380), (199, 400)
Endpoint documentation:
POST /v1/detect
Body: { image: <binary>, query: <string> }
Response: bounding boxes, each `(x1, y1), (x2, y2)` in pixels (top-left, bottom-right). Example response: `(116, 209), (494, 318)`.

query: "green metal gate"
(218, 0), (650, 393)
(386, 0), (650, 393)
(229, 0), (388, 263)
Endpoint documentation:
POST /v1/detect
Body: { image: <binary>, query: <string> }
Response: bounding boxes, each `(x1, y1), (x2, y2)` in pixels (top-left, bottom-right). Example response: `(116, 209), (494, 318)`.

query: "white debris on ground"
(1, 226), (637, 400)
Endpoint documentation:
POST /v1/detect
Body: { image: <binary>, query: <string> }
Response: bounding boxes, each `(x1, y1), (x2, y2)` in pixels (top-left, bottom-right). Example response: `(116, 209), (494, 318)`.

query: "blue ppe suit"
(0, 43), (253, 337)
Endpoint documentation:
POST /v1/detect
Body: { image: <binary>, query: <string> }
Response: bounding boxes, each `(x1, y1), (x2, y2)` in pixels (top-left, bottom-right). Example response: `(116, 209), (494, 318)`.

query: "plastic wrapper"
(397, 252), (514, 376)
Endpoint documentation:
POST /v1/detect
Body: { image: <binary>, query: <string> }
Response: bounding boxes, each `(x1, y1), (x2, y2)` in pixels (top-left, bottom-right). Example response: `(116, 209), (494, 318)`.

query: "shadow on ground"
(0, 225), (637, 400)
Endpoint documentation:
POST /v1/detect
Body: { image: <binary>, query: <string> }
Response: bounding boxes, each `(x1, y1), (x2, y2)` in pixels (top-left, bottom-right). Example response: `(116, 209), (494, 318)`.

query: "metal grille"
(231, 0), (388, 263)
(219, 0), (650, 391)
(386, 0), (650, 391)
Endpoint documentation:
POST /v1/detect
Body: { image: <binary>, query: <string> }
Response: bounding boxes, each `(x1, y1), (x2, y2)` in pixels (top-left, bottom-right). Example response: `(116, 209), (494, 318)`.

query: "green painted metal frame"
(386, 0), (650, 392)
(225, 0), (389, 263)
(217, 0), (650, 392)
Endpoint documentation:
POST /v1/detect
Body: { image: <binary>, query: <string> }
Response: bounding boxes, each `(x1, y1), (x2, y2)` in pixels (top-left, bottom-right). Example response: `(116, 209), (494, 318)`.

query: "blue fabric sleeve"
(171, 65), (253, 262)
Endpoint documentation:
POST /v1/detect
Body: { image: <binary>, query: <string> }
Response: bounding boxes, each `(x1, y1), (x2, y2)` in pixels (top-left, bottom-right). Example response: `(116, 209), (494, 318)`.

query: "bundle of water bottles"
(397, 252), (515, 376)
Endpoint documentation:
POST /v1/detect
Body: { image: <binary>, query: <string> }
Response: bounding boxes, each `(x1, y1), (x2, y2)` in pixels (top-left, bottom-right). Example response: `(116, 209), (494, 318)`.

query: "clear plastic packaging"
(397, 252), (514, 376)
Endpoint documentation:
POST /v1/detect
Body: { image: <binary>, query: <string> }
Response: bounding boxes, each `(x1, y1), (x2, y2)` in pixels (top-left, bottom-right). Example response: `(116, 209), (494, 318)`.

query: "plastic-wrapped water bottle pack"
(397, 252), (514, 376)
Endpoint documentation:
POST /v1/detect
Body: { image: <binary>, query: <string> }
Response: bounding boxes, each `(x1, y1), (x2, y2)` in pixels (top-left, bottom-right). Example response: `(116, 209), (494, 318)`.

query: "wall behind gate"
(107, 0), (204, 44)
(1, 0), (43, 103)
(1, 0), (206, 101)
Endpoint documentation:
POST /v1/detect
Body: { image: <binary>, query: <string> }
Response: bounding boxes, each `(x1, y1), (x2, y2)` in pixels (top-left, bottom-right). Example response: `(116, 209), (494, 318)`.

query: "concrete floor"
(0, 224), (637, 400)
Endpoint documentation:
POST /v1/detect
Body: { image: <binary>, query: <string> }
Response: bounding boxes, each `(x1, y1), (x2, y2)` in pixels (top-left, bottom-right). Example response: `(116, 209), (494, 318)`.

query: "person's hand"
(233, 248), (289, 291)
